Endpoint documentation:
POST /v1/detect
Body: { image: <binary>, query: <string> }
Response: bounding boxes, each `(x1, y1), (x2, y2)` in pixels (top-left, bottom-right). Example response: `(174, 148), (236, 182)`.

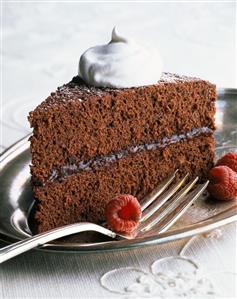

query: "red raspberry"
(105, 194), (142, 233)
(216, 152), (237, 173)
(208, 166), (237, 201)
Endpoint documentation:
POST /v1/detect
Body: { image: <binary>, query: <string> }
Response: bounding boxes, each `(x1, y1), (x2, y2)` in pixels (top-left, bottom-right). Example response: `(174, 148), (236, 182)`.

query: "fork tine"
(138, 176), (199, 233)
(140, 181), (209, 237)
(141, 173), (189, 222)
(139, 177), (198, 232)
(140, 170), (179, 211)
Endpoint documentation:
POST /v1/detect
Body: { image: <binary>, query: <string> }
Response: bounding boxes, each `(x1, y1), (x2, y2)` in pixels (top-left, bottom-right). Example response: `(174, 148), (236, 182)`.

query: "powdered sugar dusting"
(33, 72), (206, 112)
(160, 72), (201, 83)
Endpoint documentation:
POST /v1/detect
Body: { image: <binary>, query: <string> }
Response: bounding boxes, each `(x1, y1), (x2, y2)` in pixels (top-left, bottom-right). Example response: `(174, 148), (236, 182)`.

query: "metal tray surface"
(0, 88), (236, 253)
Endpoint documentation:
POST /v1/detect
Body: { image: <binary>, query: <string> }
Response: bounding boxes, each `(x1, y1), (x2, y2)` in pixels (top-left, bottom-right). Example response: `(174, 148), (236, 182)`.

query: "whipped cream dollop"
(79, 27), (163, 88)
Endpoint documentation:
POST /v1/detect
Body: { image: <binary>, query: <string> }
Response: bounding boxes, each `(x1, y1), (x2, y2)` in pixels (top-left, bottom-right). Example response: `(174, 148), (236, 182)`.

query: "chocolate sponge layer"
(33, 134), (215, 233)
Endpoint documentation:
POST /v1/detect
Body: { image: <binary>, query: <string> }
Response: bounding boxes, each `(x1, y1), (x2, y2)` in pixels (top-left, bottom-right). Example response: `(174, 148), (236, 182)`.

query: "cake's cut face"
(28, 73), (216, 233)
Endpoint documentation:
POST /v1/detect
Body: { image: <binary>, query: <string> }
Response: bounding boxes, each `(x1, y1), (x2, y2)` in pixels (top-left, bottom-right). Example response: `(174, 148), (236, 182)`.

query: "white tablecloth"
(0, 224), (236, 298)
(1, 2), (236, 298)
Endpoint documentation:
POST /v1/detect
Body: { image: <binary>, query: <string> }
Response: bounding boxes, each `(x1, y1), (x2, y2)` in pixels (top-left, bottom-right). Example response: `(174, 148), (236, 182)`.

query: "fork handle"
(0, 222), (116, 264)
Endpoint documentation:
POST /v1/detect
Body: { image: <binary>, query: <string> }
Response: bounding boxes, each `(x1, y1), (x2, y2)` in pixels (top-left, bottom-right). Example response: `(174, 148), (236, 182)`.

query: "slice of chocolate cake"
(29, 73), (216, 233)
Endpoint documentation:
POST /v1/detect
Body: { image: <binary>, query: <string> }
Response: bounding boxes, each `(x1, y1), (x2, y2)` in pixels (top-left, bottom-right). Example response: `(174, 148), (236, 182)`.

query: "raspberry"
(216, 152), (237, 173)
(208, 166), (237, 201)
(105, 194), (142, 233)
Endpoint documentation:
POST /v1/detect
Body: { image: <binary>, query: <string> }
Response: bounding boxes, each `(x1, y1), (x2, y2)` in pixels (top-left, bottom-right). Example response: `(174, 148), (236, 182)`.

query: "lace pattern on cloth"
(100, 229), (236, 298)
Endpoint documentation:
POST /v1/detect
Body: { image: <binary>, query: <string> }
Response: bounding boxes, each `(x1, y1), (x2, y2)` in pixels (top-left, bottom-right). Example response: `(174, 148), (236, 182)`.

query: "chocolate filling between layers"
(34, 133), (215, 233)
(47, 127), (212, 183)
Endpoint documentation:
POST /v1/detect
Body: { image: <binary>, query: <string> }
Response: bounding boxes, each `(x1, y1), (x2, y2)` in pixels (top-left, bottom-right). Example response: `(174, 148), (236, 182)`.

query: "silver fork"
(0, 171), (208, 264)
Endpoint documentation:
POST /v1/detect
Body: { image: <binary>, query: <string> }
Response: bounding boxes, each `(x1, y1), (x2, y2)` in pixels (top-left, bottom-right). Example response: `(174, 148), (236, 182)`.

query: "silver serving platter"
(0, 88), (237, 253)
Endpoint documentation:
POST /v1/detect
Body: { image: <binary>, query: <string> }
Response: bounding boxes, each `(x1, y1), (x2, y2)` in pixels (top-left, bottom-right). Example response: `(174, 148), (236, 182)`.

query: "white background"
(1, 0), (236, 149)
